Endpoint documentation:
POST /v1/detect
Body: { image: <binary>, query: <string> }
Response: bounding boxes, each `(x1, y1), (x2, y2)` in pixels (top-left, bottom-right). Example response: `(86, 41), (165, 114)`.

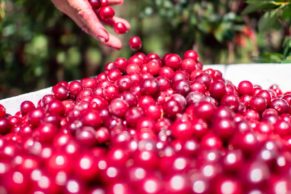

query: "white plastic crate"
(0, 64), (290, 115)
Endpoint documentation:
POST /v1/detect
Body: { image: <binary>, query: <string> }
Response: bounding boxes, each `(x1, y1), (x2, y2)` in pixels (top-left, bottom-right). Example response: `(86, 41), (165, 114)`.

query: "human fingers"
(65, 0), (110, 42)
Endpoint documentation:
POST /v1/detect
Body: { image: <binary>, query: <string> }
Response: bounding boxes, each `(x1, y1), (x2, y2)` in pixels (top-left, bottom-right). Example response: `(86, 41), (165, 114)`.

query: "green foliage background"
(0, 0), (290, 98)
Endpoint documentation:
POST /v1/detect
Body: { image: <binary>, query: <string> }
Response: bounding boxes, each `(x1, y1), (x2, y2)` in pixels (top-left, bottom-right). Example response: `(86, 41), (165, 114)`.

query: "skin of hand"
(51, 0), (130, 49)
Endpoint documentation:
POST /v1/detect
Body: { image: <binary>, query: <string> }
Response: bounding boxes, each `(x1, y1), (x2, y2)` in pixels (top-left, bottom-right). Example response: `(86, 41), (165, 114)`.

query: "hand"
(51, 0), (130, 49)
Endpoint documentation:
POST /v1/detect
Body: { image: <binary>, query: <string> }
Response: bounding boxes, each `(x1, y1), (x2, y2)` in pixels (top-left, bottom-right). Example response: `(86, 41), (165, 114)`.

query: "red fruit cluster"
(1, 50), (291, 193)
(89, 0), (128, 34)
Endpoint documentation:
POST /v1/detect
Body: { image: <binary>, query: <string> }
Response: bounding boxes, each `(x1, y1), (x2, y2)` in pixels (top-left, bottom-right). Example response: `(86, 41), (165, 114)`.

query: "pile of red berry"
(89, 0), (128, 35)
(0, 50), (291, 193)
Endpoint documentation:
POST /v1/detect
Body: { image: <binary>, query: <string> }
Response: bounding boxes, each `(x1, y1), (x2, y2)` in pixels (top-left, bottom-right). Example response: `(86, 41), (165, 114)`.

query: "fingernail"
(99, 29), (109, 42)
(98, 36), (107, 43)
(109, 45), (121, 50)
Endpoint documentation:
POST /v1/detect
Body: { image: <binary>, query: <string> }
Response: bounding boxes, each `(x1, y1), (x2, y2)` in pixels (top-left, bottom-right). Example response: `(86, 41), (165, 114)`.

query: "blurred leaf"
(197, 20), (212, 33)
(66, 47), (81, 67)
(223, 12), (236, 21)
(86, 48), (101, 65)
(57, 52), (66, 64)
(0, 1), (5, 22)
(243, 1), (277, 14)
(283, 37), (291, 58)
(282, 56), (291, 63)
(259, 52), (284, 63)
(258, 10), (280, 31)
(272, 0), (291, 6)
(282, 4), (291, 20)
(25, 35), (48, 57)
(214, 22), (233, 42)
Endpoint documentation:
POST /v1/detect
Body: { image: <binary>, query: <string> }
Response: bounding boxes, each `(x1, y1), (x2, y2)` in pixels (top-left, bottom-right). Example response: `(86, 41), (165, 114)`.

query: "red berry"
(184, 50), (199, 61)
(0, 118), (10, 134)
(76, 126), (97, 147)
(82, 109), (102, 127)
(212, 118), (236, 139)
(89, 0), (101, 9)
(171, 117), (195, 140)
(209, 80), (226, 100)
(52, 83), (69, 100)
(109, 98), (129, 118)
(75, 152), (99, 180)
(181, 58), (197, 71)
(238, 80), (254, 96)
(98, 6), (115, 21)
(200, 133), (223, 149)
(129, 36), (142, 50)
(214, 177), (243, 194)
(250, 96), (267, 112)
(164, 53), (182, 69)
(100, 0), (109, 6)
(0, 104), (6, 118)
(114, 22), (128, 34)
(20, 101), (35, 115)
(35, 123), (58, 143)
(28, 108), (45, 127)
(271, 98), (290, 114)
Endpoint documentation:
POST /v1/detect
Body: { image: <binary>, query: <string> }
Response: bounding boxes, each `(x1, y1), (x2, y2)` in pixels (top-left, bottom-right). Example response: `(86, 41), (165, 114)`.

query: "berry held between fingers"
(89, 0), (129, 40)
